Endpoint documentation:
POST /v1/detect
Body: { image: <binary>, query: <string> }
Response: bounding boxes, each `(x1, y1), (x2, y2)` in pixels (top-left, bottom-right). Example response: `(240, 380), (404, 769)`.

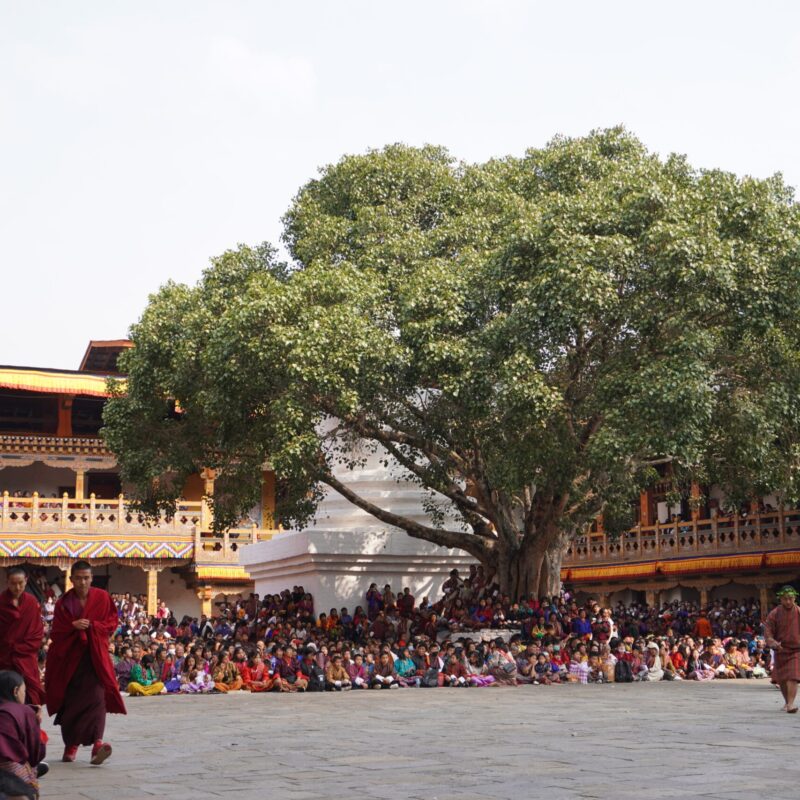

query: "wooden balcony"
(564, 509), (800, 567)
(0, 491), (280, 565)
(194, 527), (281, 563)
(0, 434), (111, 457)
(1, 491), (202, 535)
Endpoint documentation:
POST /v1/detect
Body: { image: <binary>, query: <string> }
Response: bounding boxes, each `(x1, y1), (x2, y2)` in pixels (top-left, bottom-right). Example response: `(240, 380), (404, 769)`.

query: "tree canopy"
(103, 128), (800, 597)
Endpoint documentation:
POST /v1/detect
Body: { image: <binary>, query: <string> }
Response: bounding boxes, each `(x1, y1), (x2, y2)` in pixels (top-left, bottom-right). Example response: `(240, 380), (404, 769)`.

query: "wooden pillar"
(759, 585), (770, 621)
(690, 482), (701, 521)
(640, 490), (652, 527)
(700, 587), (709, 609)
(201, 468), (215, 531)
(74, 469), (86, 501)
(645, 589), (656, 608)
(64, 569), (73, 592)
(145, 567), (159, 616)
(56, 396), (74, 437)
(262, 470), (276, 529)
(197, 586), (213, 618)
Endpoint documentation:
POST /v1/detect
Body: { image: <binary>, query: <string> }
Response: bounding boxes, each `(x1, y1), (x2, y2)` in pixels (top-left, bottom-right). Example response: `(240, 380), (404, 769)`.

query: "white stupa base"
(239, 530), (476, 615)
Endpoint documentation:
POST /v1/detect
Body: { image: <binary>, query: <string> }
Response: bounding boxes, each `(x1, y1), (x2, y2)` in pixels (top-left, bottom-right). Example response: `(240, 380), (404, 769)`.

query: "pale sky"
(2, 1), (799, 370)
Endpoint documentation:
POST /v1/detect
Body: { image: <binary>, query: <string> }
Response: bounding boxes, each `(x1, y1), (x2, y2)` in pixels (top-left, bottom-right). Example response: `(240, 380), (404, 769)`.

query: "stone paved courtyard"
(40, 682), (798, 800)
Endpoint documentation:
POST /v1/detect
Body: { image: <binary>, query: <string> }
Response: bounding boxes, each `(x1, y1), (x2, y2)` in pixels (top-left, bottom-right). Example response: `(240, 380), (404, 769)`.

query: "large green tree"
(104, 128), (800, 597)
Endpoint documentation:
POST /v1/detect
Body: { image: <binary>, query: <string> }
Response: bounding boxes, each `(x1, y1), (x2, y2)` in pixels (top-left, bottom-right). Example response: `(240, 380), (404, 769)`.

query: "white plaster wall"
(0, 463), (78, 497)
(0, 462), (126, 498)
(660, 586), (684, 604)
(157, 571), (203, 620)
(104, 564), (202, 620)
(240, 530), (475, 615)
(609, 589), (641, 606)
(105, 564), (146, 597)
(709, 581), (760, 602)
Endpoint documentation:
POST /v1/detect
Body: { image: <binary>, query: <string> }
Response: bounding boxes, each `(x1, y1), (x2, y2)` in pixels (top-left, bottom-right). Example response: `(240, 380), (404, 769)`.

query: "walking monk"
(45, 561), (125, 765)
(0, 566), (45, 707)
(765, 585), (800, 714)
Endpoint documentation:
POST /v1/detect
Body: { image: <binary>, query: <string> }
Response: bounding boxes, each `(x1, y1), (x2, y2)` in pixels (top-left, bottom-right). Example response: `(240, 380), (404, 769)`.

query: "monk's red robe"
(45, 587), (125, 722)
(0, 590), (45, 706)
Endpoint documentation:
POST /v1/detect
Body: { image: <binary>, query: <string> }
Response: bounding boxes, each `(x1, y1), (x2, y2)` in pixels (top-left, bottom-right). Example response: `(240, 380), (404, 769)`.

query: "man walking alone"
(45, 561), (125, 764)
(765, 585), (800, 714)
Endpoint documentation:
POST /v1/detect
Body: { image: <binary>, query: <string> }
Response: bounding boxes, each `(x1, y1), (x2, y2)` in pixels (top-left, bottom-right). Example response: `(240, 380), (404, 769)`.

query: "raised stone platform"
(42, 682), (797, 800)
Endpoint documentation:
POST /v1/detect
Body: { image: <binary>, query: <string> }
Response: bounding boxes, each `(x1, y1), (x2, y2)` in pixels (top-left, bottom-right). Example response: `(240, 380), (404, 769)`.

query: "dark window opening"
(72, 397), (106, 436)
(0, 391), (58, 434)
(86, 473), (122, 499)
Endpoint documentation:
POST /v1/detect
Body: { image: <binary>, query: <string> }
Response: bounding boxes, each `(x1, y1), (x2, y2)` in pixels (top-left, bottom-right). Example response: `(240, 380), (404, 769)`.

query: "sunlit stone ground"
(41, 681), (796, 800)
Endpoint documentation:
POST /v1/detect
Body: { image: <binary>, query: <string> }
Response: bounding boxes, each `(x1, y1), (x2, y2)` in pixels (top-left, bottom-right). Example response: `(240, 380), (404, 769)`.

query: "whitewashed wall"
(240, 530), (475, 615)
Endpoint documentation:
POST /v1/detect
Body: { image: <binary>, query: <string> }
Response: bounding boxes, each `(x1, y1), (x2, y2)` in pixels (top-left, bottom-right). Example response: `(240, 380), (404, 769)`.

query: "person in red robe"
(765, 585), (800, 713)
(0, 567), (45, 708)
(45, 561), (125, 765)
(0, 669), (47, 799)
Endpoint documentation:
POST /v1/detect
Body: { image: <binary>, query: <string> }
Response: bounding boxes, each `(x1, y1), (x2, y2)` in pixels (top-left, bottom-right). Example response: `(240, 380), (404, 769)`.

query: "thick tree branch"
(322, 400), (472, 476)
(320, 471), (493, 563)
(377, 437), (497, 526)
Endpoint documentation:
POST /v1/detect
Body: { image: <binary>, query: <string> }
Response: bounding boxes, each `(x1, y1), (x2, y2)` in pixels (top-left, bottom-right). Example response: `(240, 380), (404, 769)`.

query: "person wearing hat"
(644, 641), (664, 681)
(765, 586), (800, 713)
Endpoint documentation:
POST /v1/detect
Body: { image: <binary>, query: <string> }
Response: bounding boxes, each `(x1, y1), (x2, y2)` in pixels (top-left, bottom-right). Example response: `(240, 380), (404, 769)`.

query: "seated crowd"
(30, 566), (771, 694)
(101, 567), (771, 693)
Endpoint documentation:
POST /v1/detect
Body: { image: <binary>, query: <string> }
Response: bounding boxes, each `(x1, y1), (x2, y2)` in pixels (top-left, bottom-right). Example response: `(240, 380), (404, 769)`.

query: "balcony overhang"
(564, 550), (800, 584)
(0, 531), (194, 563)
(0, 366), (120, 398)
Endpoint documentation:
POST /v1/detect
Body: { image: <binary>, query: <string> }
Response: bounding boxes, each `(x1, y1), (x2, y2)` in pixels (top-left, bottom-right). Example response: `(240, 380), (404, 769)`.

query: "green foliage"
(104, 129), (800, 584)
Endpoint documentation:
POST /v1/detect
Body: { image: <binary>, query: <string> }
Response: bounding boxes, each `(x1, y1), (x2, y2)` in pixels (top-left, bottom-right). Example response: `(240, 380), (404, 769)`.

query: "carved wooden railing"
(0, 491), (281, 563)
(0, 491), (202, 534)
(564, 509), (800, 567)
(0, 434), (111, 455)
(194, 526), (281, 563)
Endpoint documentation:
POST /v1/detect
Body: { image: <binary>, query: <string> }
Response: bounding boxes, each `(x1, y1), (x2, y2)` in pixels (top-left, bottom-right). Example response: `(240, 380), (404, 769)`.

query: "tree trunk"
(493, 533), (566, 600)
(495, 541), (517, 598)
(537, 544), (564, 597)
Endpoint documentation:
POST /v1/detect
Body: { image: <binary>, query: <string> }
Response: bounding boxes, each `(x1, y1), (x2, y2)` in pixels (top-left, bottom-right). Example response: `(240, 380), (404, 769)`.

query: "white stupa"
(240, 443), (475, 613)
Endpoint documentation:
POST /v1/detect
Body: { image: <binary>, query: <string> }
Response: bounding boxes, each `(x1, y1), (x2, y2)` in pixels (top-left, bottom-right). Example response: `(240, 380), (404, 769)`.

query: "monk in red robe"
(0, 567), (45, 707)
(765, 585), (800, 713)
(45, 561), (125, 765)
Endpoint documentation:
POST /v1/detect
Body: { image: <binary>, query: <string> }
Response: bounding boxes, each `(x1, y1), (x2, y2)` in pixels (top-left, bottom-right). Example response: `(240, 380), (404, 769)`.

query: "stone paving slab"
(38, 682), (796, 800)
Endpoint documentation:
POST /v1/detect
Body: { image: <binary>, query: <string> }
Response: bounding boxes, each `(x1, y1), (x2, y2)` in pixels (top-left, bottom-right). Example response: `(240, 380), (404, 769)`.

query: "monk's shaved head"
(70, 561), (93, 600)
(6, 567), (27, 599)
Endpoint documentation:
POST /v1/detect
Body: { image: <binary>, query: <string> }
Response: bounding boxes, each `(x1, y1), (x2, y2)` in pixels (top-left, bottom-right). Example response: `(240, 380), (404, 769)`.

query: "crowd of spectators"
(26, 564), (772, 694)
(31, 563), (775, 694)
